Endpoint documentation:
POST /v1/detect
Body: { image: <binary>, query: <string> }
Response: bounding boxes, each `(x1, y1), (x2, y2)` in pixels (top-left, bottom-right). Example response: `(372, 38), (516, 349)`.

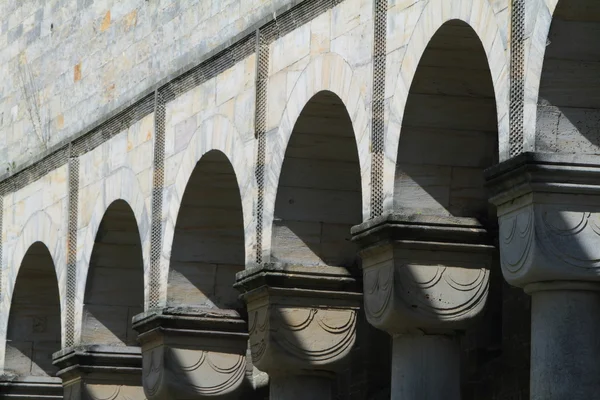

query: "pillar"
(352, 213), (494, 400)
(234, 263), (362, 400)
(487, 152), (600, 400)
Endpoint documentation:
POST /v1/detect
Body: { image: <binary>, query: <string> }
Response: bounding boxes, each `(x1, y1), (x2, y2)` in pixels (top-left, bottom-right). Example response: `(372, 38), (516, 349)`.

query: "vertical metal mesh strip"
(254, 29), (269, 264)
(65, 156), (79, 346)
(509, 0), (526, 157)
(370, 0), (387, 218)
(149, 90), (165, 308)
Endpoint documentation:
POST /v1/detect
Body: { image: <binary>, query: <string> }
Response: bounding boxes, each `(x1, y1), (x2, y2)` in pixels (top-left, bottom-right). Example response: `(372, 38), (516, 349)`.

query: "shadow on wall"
(82, 200), (144, 347)
(536, 0), (600, 153)
(5, 242), (61, 377)
(167, 150), (246, 313)
(272, 91), (362, 273)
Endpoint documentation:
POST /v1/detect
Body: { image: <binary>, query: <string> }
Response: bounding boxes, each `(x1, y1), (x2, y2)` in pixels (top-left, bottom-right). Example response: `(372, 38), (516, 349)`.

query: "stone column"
(53, 345), (145, 400)
(486, 152), (600, 400)
(351, 213), (494, 400)
(234, 263), (362, 400)
(132, 307), (250, 400)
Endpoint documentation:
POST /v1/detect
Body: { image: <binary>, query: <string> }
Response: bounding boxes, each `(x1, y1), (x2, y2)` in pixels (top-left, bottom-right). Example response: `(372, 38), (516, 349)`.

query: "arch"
(75, 168), (150, 336)
(1, 211), (65, 367)
(263, 52), (371, 260)
(269, 90), (362, 269)
(167, 149), (245, 309)
(387, 0), (509, 212)
(392, 20), (498, 221)
(79, 199), (144, 346)
(2, 242), (61, 377)
(160, 114), (253, 305)
(530, 0), (600, 153)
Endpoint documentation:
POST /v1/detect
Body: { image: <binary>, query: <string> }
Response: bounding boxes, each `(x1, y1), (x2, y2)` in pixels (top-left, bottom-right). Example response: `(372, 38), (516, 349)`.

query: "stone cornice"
(485, 152), (600, 205)
(351, 212), (494, 253)
(53, 345), (142, 382)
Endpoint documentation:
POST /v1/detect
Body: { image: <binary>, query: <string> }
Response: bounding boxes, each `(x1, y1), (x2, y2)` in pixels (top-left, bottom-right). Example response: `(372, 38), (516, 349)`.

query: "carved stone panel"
(353, 213), (494, 335)
(133, 308), (250, 400)
(235, 263), (362, 377)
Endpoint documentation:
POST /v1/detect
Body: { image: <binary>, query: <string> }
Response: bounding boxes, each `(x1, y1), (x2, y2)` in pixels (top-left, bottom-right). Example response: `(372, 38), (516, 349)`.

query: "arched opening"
(167, 150), (245, 311)
(272, 91), (362, 270)
(5, 242), (61, 377)
(396, 20), (498, 220)
(82, 200), (144, 346)
(395, 20), (509, 399)
(536, 0), (600, 153)
(273, 91), (389, 398)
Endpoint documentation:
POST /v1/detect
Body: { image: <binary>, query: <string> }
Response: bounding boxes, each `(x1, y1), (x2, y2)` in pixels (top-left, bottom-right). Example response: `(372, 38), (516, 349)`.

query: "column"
(352, 213), (494, 400)
(234, 263), (362, 400)
(487, 152), (600, 400)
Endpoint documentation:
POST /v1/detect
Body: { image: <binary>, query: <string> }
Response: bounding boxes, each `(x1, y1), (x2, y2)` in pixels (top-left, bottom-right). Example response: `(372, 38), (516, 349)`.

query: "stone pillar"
(132, 308), (250, 400)
(486, 152), (600, 400)
(234, 263), (362, 400)
(53, 345), (145, 399)
(351, 213), (494, 400)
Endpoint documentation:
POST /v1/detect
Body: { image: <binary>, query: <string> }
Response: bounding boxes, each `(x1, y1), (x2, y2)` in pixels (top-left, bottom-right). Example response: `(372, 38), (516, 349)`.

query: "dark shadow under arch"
(5, 242), (61, 377)
(168, 150), (245, 311)
(82, 199), (144, 346)
(536, 0), (600, 153)
(272, 90), (362, 270)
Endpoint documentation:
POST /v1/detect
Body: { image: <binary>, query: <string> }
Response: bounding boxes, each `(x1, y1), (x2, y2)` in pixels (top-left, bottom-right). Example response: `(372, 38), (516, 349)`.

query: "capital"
(486, 152), (600, 288)
(352, 213), (494, 335)
(132, 308), (249, 400)
(234, 263), (362, 377)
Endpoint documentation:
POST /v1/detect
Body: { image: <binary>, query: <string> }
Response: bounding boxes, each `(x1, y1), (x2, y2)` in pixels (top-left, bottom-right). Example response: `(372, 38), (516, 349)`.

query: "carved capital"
(234, 263), (362, 376)
(352, 213), (494, 335)
(53, 345), (146, 400)
(132, 308), (249, 400)
(487, 152), (600, 287)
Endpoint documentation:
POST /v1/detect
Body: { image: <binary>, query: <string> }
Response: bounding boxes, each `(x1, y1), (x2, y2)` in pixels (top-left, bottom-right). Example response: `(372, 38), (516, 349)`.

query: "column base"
(0, 375), (63, 399)
(391, 334), (460, 400)
(53, 344), (145, 400)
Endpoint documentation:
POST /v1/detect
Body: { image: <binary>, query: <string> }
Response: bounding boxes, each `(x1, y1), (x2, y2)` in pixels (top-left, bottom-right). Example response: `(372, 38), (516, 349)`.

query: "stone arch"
(1, 238), (62, 377)
(1, 211), (65, 369)
(262, 52), (371, 261)
(267, 89), (363, 269)
(75, 168), (150, 337)
(78, 199), (145, 347)
(529, 0), (600, 153)
(387, 0), (509, 212)
(160, 114), (253, 305)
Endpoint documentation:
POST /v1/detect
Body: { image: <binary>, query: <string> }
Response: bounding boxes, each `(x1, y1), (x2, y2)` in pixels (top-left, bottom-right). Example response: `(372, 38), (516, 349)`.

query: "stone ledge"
(351, 212), (494, 251)
(0, 375), (63, 399)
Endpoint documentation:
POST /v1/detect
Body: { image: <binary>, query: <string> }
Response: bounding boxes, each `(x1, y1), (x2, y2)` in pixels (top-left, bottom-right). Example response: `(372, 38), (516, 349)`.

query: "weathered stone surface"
(0, 375), (63, 399)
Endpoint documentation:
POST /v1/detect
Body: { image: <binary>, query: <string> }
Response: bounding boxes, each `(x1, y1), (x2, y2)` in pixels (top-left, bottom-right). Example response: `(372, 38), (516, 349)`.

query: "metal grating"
(71, 94), (155, 157)
(370, 0), (387, 218)
(149, 90), (166, 309)
(509, 0), (525, 157)
(65, 155), (79, 346)
(254, 29), (268, 264)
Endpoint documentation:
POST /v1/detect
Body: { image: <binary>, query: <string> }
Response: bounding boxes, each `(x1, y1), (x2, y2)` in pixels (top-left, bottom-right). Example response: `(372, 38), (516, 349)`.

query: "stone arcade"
(0, 0), (597, 399)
